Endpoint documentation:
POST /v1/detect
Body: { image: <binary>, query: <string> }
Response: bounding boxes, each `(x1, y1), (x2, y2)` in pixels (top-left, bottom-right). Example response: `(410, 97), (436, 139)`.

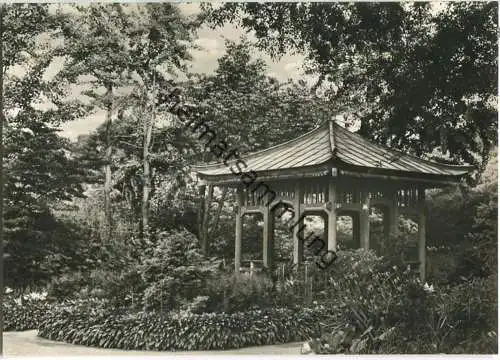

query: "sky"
(58, 2), (307, 140)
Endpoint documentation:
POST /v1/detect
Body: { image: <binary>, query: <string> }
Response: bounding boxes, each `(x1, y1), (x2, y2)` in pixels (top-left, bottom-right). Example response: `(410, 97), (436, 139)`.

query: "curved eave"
(196, 163), (332, 186)
(196, 161), (472, 187)
(193, 120), (475, 186)
(336, 161), (471, 187)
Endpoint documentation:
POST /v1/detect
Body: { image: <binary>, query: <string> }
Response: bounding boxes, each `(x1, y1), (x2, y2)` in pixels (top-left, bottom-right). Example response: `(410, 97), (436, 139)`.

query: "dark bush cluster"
(3, 295), (50, 331)
(306, 250), (497, 354)
(38, 301), (330, 351)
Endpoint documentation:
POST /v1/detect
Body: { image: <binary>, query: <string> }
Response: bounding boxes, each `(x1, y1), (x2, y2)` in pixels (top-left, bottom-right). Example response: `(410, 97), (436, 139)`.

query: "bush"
(140, 229), (221, 312)
(307, 250), (498, 354)
(427, 247), (459, 285)
(46, 271), (89, 301)
(445, 275), (497, 353)
(426, 150), (498, 282)
(38, 300), (332, 350)
(3, 293), (50, 331)
(4, 206), (94, 291)
(204, 272), (275, 313)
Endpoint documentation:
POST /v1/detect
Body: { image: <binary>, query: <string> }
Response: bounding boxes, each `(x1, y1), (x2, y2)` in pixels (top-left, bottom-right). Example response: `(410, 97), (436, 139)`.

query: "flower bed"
(3, 293), (50, 331)
(38, 301), (334, 351)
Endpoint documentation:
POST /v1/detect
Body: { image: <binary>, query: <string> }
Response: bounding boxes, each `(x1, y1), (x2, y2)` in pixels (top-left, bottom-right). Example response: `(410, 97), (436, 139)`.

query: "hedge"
(3, 296), (50, 331)
(38, 302), (334, 351)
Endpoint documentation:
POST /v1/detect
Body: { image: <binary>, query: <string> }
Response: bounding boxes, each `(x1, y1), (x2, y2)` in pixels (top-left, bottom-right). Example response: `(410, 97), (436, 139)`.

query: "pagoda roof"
(195, 120), (474, 185)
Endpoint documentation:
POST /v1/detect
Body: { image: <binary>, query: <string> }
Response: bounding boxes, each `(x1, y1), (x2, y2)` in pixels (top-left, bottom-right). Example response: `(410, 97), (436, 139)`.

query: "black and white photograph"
(0, 1), (497, 356)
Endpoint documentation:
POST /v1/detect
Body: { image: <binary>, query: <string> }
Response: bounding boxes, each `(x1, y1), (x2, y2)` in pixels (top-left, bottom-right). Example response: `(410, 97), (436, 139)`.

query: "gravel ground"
(4, 330), (302, 356)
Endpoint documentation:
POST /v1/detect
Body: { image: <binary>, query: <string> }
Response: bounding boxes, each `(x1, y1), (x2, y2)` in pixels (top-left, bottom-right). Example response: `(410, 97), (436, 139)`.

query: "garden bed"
(3, 294), (50, 331)
(37, 301), (334, 351)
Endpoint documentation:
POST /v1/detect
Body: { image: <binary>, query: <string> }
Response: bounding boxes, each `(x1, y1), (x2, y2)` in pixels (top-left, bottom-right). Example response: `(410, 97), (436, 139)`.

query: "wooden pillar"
(327, 180), (337, 251)
(360, 191), (370, 250)
(197, 184), (206, 242)
(293, 182), (303, 264)
(201, 184), (213, 255)
(418, 188), (427, 282)
(263, 203), (274, 268)
(323, 212), (328, 244)
(383, 207), (390, 239)
(235, 187), (243, 273)
(389, 190), (399, 238)
(351, 212), (360, 248)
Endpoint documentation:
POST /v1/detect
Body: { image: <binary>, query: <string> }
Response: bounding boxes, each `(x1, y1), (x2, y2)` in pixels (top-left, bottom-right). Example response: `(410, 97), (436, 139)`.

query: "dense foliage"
(3, 4), (91, 288)
(304, 250), (497, 354)
(139, 230), (221, 312)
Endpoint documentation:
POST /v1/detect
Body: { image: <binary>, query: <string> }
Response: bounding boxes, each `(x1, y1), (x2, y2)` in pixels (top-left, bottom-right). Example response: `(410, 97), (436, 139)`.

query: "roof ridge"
(332, 122), (473, 170)
(328, 120), (336, 156)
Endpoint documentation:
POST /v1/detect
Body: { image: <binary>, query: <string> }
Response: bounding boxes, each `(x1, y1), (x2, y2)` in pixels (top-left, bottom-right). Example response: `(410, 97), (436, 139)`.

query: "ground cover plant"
(37, 301), (331, 351)
(3, 292), (50, 331)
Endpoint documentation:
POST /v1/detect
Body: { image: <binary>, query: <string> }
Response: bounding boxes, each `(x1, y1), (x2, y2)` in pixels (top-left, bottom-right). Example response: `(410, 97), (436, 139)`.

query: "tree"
(57, 4), (138, 240)
(1, 4), (90, 290)
(201, 2), (498, 174)
(125, 3), (196, 242)
(60, 4), (197, 242)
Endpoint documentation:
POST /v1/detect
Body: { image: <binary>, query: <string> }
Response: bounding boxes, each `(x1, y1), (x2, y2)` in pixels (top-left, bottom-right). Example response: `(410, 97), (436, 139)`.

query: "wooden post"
(263, 203), (274, 268)
(197, 184), (206, 241)
(323, 212), (328, 245)
(389, 189), (399, 238)
(418, 188), (427, 281)
(235, 187), (243, 273)
(360, 191), (370, 250)
(327, 180), (337, 251)
(201, 184), (213, 255)
(352, 212), (360, 248)
(293, 182), (303, 264)
(383, 207), (390, 239)
(386, 189), (399, 255)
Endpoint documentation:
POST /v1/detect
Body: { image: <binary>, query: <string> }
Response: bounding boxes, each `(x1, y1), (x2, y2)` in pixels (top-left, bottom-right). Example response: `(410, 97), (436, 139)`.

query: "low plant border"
(3, 296), (50, 331)
(38, 302), (334, 351)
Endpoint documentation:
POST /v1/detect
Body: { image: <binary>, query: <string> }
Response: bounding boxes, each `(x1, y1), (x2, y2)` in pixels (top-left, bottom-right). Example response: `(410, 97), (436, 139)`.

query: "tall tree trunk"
(0, 5), (5, 354)
(104, 84), (113, 241)
(142, 73), (156, 243)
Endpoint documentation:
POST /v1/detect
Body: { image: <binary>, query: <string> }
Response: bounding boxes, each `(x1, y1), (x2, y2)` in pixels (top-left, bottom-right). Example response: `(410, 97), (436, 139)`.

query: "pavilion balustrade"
(230, 178), (427, 281)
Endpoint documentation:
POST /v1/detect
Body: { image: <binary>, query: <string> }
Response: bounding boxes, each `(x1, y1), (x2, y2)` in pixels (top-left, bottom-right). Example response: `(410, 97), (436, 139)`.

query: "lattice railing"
(397, 188), (420, 208)
(302, 181), (327, 205)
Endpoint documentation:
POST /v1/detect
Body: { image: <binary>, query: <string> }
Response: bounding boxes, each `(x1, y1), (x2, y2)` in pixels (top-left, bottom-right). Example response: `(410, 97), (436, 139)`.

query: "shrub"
(427, 247), (459, 285)
(310, 248), (391, 298)
(445, 276), (497, 353)
(307, 249), (498, 354)
(46, 271), (89, 301)
(139, 229), (221, 312)
(38, 300), (332, 350)
(204, 272), (275, 313)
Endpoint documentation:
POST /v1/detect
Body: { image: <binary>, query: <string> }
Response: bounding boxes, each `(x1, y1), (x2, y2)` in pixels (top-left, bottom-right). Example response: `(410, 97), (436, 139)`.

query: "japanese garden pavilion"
(195, 120), (473, 281)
